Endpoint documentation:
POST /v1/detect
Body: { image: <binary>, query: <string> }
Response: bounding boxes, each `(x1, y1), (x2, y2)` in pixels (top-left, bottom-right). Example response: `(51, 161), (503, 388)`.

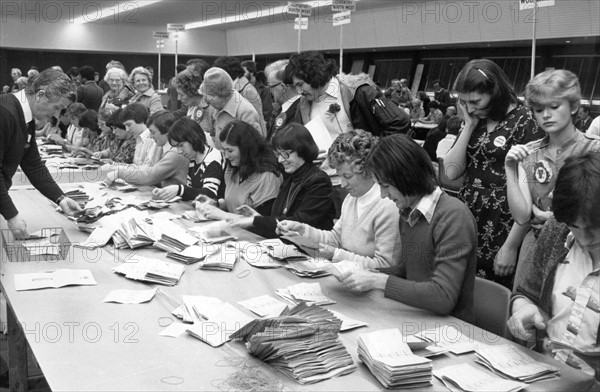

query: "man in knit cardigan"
(340, 135), (478, 323)
(508, 152), (600, 382)
(1, 68), (81, 239)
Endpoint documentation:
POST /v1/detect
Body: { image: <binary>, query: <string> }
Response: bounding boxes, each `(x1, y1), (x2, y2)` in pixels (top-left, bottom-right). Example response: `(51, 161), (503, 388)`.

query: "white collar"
(14, 90), (33, 123)
(356, 182), (380, 206)
(281, 95), (301, 112)
(136, 128), (150, 142)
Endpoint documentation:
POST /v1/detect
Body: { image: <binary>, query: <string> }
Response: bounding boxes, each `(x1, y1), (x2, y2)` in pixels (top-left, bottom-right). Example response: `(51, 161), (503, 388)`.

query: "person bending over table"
(339, 135), (478, 322)
(508, 152), (600, 381)
(277, 129), (400, 268)
(154, 116), (224, 201)
(102, 110), (189, 188)
(196, 120), (282, 219)
(92, 109), (126, 162)
(1, 68), (81, 239)
(216, 123), (335, 239)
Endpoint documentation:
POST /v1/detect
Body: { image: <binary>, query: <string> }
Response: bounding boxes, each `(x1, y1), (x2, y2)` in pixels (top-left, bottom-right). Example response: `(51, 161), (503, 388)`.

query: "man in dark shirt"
(1, 68), (81, 239)
(76, 65), (104, 111)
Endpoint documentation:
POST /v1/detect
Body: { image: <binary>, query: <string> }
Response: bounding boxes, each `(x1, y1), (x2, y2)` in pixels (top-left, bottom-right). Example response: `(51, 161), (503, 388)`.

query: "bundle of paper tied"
(229, 302), (357, 384)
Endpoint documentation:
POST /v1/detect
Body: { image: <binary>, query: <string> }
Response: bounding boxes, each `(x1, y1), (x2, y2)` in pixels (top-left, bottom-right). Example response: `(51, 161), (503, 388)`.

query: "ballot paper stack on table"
(230, 302), (356, 384)
(357, 328), (433, 389)
(434, 363), (528, 392)
(275, 282), (335, 306)
(152, 220), (199, 253)
(112, 256), (185, 286)
(475, 345), (560, 383)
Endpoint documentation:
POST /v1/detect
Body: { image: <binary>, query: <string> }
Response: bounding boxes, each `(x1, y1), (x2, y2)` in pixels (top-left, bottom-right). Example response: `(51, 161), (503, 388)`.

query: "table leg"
(7, 304), (27, 392)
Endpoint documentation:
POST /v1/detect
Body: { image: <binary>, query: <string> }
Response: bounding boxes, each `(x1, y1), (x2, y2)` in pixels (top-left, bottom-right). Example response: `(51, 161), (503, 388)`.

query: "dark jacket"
(1, 94), (64, 219)
(76, 81), (104, 111)
(295, 74), (411, 137)
(268, 98), (301, 140)
(252, 162), (334, 239)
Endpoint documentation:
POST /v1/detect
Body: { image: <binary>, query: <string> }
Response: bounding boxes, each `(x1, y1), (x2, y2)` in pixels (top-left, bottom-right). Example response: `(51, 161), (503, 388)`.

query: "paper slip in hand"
(285, 282), (336, 306)
(304, 115), (334, 154)
(14, 269), (97, 291)
(434, 363), (527, 392)
(159, 322), (189, 338)
(327, 260), (362, 281)
(103, 288), (157, 304)
(238, 295), (288, 317)
(281, 232), (320, 250)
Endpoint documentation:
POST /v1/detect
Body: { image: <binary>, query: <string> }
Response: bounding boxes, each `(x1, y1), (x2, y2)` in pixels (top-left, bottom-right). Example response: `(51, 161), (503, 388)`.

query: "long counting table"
(0, 185), (596, 391)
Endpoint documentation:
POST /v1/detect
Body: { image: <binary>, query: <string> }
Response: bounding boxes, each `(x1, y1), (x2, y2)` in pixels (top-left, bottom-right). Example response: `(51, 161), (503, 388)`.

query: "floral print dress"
(459, 104), (541, 287)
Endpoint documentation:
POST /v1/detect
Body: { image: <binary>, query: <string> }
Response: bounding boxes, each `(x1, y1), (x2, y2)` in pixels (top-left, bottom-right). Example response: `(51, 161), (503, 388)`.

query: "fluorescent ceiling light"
(186, 0), (335, 30)
(72, 0), (163, 24)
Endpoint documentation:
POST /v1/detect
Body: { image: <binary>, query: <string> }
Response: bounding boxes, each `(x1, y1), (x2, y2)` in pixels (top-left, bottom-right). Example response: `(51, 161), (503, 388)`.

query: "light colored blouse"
(223, 169), (282, 212)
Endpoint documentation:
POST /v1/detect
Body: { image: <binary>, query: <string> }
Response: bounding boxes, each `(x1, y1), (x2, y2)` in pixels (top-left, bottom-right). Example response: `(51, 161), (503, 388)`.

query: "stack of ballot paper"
(357, 329), (433, 388)
(475, 345), (559, 383)
(117, 217), (156, 248)
(63, 188), (90, 205)
(284, 259), (331, 278)
(414, 325), (479, 355)
(231, 302), (356, 384)
(199, 242), (239, 271)
(275, 282), (335, 306)
(239, 241), (286, 269)
(113, 257), (185, 286)
(153, 224), (198, 253)
(167, 244), (215, 265)
(434, 363), (528, 392)
(261, 239), (310, 262)
(184, 300), (254, 347)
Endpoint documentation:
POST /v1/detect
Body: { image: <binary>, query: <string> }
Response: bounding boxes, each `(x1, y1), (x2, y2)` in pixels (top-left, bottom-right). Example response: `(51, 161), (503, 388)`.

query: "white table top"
(0, 185), (595, 391)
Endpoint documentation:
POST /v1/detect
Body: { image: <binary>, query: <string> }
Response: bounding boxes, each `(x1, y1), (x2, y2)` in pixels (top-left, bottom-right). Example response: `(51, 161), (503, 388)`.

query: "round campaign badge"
(493, 135), (506, 148)
(534, 160), (553, 183)
(275, 113), (286, 129)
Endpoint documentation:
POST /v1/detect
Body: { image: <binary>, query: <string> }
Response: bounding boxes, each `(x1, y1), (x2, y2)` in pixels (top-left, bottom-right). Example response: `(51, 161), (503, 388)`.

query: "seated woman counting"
(154, 116), (224, 202)
(69, 109), (100, 157)
(339, 135), (478, 322)
(505, 70), (600, 287)
(277, 129), (400, 268)
(508, 152), (600, 381)
(102, 110), (189, 187)
(218, 123), (335, 239)
(197, 120), (282, 219)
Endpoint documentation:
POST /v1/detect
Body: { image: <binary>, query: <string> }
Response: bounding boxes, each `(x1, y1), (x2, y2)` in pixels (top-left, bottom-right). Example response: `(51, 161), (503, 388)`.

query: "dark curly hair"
(453, 59), (518, 122)
(213, 56), (245, 80)
(284, 51), (338, 89)
(175, 69), (202, 97)
(219, 121), (280, 182)
(328, 129), (377, 172)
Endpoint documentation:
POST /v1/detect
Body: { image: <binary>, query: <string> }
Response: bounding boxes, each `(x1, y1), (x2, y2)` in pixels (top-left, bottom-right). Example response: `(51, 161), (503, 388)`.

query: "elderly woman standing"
(278, 130), (400, 268)
(174, 69), (213, 139)
(129, 66), (163, 115)
(100, 67), (134, 110)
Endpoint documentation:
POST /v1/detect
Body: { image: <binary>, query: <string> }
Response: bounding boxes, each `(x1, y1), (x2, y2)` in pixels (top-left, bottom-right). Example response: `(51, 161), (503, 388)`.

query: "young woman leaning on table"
(508, 152), (600, 381)
(101, 111), (189, 188)
(277, 129), (400, 269)
(337, 135), (478, 323)
(153, 116), (224, 201)
(504, 70), (600, 289)
(213, 123), (335, 239)
(442, 58), (542, 288)
(195, 120), (282, 220)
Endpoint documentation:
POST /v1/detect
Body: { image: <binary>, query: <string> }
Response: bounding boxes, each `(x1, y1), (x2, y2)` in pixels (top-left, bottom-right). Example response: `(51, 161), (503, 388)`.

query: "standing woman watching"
(100, 67), (133, 110)
(129, 66), (163, 115)
(505, 70), (599, 287)
(443, 59), (542, 287)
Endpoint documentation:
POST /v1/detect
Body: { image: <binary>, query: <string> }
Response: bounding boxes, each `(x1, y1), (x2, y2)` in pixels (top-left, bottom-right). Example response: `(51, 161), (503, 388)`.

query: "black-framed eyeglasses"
(273, 149), (292, 159)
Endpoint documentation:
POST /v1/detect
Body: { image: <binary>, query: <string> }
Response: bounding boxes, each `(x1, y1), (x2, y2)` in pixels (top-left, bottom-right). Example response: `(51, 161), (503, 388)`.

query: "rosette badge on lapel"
(534, 160), (553, 183)
(327, 103), (343, 133)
